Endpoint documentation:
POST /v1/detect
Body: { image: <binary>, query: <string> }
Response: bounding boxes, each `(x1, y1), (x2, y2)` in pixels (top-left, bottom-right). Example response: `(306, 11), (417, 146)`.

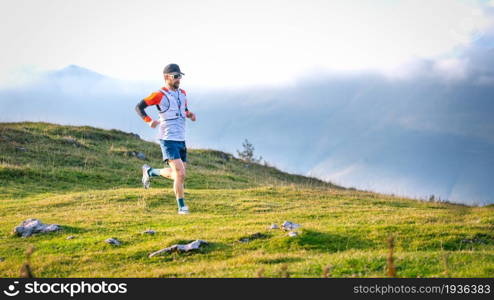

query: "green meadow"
(0, 122), (493, 277)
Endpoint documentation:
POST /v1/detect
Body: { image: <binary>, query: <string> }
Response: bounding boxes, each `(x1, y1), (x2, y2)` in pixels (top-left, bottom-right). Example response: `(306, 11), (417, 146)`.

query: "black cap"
(163, 63), (184, 75)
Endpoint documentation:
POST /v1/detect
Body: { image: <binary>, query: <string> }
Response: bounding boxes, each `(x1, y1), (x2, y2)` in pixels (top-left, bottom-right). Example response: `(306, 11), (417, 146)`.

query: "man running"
(135, 63), (196, 214)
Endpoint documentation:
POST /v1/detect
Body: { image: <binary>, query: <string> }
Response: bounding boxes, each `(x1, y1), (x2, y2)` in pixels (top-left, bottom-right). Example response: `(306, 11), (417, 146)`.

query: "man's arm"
(135, 92), (162, 127)
(186, 110), (196, 121)
(183, 96), (196, 121)
(135, 100), (152, 122)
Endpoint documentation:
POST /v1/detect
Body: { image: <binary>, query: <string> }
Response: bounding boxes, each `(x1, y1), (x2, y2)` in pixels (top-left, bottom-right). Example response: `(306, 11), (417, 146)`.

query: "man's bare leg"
(159, 162), (186, 181)
(182, 162), (186, 189)
(159, 167), (175, 180)
(168, 159), (188, 213)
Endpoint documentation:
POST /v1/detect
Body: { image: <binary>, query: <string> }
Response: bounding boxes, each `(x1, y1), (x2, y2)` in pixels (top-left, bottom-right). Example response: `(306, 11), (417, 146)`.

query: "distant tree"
(237, 139), (263, 163)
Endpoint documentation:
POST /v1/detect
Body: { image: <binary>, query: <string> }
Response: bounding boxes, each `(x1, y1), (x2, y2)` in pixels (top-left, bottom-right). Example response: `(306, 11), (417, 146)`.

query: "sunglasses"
(168, 74), (182, 79)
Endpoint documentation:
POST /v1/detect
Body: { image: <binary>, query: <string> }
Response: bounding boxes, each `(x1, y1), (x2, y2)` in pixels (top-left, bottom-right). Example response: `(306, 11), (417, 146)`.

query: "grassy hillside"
(0, 122), (493, 277)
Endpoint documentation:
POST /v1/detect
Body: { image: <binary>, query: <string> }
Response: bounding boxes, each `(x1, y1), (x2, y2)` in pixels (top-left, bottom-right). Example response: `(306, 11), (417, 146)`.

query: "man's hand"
(186, 111), (196, 122)
(148, 120), (160, 128)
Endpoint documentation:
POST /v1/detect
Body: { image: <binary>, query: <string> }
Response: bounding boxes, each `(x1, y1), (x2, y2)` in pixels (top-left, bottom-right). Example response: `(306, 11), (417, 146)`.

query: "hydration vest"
(156, 88), (188, 121)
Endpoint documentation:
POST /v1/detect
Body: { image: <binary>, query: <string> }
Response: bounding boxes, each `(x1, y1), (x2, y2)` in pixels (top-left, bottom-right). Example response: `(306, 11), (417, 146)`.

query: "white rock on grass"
(270, 224), (279, 229)
(282, 221), (301, 231)
(288, 231), (298, 237)
(143, 230), (156, 235)
(105, 238), (121, 246)
(149, 240), (208, 258)
(13, 219), (62, 238)
(66, 236), (76, 240)
(128, 151), (147, 160)
(136, 152), (146, 160)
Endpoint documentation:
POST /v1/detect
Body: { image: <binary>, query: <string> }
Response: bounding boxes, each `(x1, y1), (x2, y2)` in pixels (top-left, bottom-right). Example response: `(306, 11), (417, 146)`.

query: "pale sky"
(1, 0), (493, 88)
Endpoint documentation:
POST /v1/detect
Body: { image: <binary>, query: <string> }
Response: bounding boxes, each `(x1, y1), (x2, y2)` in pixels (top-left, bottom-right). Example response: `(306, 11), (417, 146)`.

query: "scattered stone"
(239, 232), (269, 243)
(269, 224), (279, 230)
(66, 235), (76, 240)
(288, 231), (298, 237)
(282, 221), (301, 231)
(0, 257), (4, 262)
(461, 238), (487, 244)
(13, 219), (62, 237)
(105, 238), (121, 246)
(15, 147), (27, 152)
(143, 230), (156, 235)
(62, 136), (83, 147)
(127, 151), (147, 160)
(149, 240), (208, 257)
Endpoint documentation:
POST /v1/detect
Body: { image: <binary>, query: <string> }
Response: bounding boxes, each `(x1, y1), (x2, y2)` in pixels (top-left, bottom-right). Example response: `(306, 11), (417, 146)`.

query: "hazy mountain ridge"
(0, 63), (493, 205)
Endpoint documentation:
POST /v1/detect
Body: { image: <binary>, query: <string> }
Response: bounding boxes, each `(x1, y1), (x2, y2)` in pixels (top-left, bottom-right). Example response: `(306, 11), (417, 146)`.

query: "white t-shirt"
(157, 89), (186, 141)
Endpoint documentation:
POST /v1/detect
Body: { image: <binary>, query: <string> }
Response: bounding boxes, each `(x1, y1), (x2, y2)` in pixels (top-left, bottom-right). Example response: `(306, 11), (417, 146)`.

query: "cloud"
(432, 58), (468, 80)
(1, 0), (493, 88)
